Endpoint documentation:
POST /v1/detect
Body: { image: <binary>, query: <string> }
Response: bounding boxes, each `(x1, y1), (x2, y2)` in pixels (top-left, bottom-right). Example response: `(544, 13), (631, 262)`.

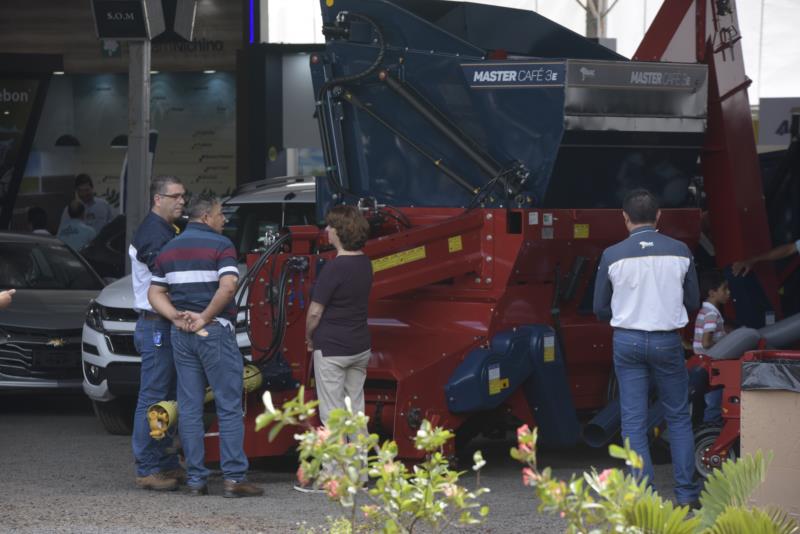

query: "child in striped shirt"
(693, 270), (731, 423)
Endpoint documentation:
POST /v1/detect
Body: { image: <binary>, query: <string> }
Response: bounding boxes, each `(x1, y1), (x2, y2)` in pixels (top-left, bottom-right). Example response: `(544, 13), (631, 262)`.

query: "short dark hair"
(700, 269), (727, 299)
(67, 199), (85, 219)
(623, 189), (659, 224)
(27, 206), (48, 229)
(149, 175), (183, 203)
(325, 205), (370, 251)
(186, 192), (220, 220)
(74, 173), (93, 189)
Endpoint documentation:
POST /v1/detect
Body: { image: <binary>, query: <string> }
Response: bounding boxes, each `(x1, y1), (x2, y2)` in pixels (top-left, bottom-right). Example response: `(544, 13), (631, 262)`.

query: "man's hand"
(183, 311), (210, 333)
(170, 311), (191, 332)
(305, 338), (313, 352)
(731, 260), (753, 277)
(0, 289), (15, 309)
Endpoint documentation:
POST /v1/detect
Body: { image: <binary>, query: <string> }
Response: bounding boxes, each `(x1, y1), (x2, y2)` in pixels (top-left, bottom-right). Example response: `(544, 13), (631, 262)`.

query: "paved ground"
(0, 394), (679, 533)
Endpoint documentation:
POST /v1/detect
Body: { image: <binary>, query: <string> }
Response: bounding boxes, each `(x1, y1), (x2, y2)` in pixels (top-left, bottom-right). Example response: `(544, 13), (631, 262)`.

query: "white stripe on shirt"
(164, 270), (222, 284)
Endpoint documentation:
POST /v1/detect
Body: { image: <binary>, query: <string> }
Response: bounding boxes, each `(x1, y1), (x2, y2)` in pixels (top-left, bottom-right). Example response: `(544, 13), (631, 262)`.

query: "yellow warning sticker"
(574, 224), (590, 239)
(326, 0), (334, 6)
(372, 246), (427, 273)
(489, 378), (510, 395)
(448, 235), (463, 253)
(543, 335), (555, 362)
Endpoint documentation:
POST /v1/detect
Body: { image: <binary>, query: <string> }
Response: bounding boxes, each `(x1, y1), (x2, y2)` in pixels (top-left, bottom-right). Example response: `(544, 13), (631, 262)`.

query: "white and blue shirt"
(129, 212), (178, 313)
(593, 226), (700, 331)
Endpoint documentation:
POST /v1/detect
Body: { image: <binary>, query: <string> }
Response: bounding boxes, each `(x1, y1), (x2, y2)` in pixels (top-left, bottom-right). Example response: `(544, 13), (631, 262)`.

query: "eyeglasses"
(158, 192), (187, 200)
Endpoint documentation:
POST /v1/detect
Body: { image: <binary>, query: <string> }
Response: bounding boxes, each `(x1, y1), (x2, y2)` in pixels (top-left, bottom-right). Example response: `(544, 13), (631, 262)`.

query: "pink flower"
(522, 467), (538, 486)
(296, 466), (308, 485)
(362, 505), (377, 518)
(442, 483), (457, 498)
(315, 426), (332, 445)
(560, 511), (566, 518)
(597, 469), (613, 489)
(324, 478), (340, 498)
(518, 442), (532, 453)
(517, 424), (530, 439)
(382, 462), (398, 475)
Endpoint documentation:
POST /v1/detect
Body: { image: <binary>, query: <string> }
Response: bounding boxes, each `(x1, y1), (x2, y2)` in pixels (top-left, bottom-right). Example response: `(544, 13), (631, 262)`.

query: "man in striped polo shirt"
(593, 189), (701, 509)
(148, 193), (263, 498)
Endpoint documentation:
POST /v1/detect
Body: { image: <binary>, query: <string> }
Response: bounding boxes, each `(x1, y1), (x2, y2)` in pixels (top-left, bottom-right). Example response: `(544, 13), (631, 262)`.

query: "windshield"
(0, 241), (104, 290)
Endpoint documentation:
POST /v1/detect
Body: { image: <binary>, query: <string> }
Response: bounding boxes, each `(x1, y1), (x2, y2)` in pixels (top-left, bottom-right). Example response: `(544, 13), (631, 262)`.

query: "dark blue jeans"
(172, 322), (248, 488)
(132, 317), (180, 477)
(613, 328), (699, 504)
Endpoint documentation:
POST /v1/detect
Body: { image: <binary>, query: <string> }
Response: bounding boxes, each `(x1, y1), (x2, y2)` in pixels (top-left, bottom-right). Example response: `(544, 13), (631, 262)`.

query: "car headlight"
(86, 300), (105, 332)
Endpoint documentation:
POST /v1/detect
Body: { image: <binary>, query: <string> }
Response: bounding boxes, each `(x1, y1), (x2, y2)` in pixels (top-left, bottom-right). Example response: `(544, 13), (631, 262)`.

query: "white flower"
(472, 451), (486, 471)
(262, 391), (276, 413)
(344, 396), (352, 412)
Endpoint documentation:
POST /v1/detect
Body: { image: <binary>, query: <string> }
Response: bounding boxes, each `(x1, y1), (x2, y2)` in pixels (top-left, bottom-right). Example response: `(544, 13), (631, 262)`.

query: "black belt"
(140, 310), (163, 321)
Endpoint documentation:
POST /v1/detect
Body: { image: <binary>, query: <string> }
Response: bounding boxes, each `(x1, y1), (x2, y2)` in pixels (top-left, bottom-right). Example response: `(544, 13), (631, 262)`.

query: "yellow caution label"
(574, 224), (590, 239)
(489, 378), (509, 395)
(448, 235), (463, 253)
(326, 0), (334, 6)
(372, 246), (427, 273)
(543, 335), (555, 363)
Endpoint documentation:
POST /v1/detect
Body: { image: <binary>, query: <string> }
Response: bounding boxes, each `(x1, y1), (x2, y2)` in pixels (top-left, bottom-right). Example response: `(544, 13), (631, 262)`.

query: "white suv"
(81, 176), (316, 434)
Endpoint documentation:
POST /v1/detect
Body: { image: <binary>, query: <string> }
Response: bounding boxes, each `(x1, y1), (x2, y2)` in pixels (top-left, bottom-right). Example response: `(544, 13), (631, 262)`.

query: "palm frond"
(698, 450), (772, 530)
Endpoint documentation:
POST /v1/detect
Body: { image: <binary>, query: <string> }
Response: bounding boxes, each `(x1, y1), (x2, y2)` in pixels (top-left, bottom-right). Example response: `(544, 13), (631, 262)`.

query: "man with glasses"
(129, 175), (187, 491)
(149, 193), (263, 498)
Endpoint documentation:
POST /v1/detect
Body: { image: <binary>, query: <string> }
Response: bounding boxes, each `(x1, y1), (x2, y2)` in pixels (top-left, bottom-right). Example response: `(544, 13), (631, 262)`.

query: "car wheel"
(92, 399), (134, 435)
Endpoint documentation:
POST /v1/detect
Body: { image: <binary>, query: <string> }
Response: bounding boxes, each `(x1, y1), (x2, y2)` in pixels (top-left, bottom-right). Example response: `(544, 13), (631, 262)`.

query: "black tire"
(694, 423), (737, 479)
(92, 399), (134, 435)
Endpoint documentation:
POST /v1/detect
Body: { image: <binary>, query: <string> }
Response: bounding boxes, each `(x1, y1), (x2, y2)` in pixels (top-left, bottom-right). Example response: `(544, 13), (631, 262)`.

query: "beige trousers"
(313, 348), (372, 425)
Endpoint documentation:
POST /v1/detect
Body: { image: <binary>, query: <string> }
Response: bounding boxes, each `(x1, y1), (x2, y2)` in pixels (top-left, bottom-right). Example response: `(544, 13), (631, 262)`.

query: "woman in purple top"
(305, 205), (373, 429)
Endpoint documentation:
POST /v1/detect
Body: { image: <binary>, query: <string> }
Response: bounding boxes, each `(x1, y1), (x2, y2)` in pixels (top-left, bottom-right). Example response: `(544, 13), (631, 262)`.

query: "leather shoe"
(160, 467), (187, 484)
(679, 500), (702, 510)
(135, 473), (178, 491)
(187, 484), (208, 496)
(223, 479), (264, 498)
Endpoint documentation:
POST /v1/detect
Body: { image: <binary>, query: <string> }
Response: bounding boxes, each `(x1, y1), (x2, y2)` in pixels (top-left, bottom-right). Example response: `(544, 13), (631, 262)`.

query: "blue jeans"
(613, 329), (699, 503)
(132, 317), (180, 477)
(172, 322), (247, 488)
(704, 388), (723, 423)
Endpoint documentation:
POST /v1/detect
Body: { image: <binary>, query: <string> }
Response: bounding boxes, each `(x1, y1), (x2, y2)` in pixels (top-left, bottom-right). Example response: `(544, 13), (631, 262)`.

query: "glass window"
(0, 241), (104, 290)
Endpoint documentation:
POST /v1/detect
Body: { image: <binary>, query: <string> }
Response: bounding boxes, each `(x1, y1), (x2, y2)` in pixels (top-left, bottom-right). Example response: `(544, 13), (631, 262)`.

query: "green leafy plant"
(256, 387), (490, 533)
(512, 424), (798, 534)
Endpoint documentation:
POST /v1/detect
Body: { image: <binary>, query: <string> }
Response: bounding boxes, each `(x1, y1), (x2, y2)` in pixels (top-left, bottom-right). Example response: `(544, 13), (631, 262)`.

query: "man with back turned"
(593, 189), (701, 509)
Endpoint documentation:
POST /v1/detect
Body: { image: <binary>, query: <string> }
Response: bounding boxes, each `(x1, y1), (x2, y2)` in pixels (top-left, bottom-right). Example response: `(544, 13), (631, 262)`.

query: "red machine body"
(205, 0), (791, 465)
(206, 207), (699, 460)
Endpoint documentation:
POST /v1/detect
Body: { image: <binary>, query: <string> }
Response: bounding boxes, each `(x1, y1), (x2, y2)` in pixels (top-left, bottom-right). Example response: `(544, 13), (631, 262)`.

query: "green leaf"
(622, 491), (699, 534)
(698, 450), (773, 530)
(267, 420), (287, 442)
(608, 444), (626, 460)
(707, 506), (800, 534)
(480, 506), (490, 517)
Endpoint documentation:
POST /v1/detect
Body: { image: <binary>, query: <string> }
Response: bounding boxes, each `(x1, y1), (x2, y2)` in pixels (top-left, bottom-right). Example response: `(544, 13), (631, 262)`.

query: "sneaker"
(160, 467), (187, 484)
(187, 484), (208, 496)
(223, 479), (264, 498)
(293, 483), (326, 494)
(135, 472), (178, 491)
